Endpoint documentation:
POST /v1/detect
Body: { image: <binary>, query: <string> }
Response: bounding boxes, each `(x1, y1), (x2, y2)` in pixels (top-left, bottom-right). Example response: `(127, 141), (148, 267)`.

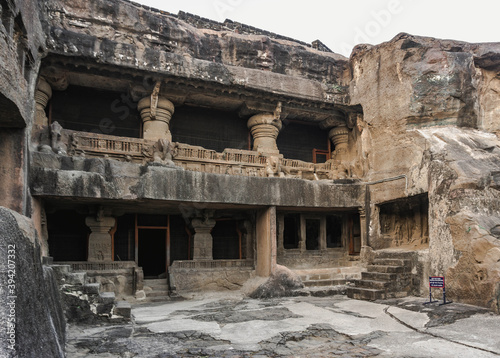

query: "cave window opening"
(283, 214), (300, 249)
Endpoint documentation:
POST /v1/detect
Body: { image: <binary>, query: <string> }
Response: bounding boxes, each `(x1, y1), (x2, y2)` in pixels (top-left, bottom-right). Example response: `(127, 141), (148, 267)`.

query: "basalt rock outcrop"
(0, 208), (65, 358)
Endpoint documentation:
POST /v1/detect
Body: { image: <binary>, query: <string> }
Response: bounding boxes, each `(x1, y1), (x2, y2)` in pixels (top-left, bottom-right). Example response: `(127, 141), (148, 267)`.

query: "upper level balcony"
(32, 78), (359, 182)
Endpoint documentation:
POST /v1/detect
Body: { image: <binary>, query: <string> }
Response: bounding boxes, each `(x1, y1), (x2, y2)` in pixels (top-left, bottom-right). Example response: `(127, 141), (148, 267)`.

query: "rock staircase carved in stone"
(347, 257), (413, 301)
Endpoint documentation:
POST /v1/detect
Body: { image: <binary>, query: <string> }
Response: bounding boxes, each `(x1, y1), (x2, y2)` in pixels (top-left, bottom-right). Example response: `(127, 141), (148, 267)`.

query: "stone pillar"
(255, 206), (277, 277)
(359, 208), (368, 248)
(328, 125), (349, 161)
(35, 77), (52, 126)
(86, 216), (116, 261)
(138, 95), (175, 142)
(191, 213), (216, 260)
(319, 216), (327, 250)
(247, 113), (282, 155)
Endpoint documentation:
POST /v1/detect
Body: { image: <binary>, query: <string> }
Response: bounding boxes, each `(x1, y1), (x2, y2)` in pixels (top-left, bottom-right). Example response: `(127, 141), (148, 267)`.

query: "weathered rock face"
(42, 0), (348, 108)
(420, 127), (500, 312)
(347, 33), (500, 184)
(0, 207), (65, 358)
(346, 34), (500, 310)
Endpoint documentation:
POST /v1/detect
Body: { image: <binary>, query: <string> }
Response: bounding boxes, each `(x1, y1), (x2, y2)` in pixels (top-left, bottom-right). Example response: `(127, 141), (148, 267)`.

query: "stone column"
(255, 206), (277, 277)
(247, 113), (282, 155)
(328, 125), (349, 161)
(86, 216), (116, 261)
(359, 208), (368, 248)
(191, 213), (216, 260)
(35, 77), (52, 126)
(138, 95), (175, 142)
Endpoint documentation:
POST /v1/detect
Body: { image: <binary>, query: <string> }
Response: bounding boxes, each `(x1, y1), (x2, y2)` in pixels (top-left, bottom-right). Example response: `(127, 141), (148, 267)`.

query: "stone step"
(351, 279), (390, 290)
(114, 301), (131, 319)
(143, 279), (169, 288)
(347, 287), (386, 301)
(373, 258), (411, 267)
(147, 290), (170, 297)
(83, 283), (100, 295)
(147, 295), (171, 302)
(361, 271), (397, 281)
(366, 265), (406, 274)
(67, 271), (87, 285)
(303, 279), (347, 287)
(293, 285), (347, 298)
(295, 267), (363, 282)
(99, 291), (116, 304)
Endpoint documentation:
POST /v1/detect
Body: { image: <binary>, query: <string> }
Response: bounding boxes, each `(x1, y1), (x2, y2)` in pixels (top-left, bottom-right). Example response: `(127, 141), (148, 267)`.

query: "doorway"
(138, 229), (167, 278)
(348, 213), (361, 255)
(135, 214), (169, 279)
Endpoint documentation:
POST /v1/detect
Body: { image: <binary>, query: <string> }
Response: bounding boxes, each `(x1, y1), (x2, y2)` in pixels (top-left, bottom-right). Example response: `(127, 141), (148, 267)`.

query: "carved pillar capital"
(138, 95), (175, 141)
(35, 77), (52, 126)
(85, 216), (116, 261)
(328, 125), (349, 160)
(247, 113), (282, 155)
(191, 212), (216, 260)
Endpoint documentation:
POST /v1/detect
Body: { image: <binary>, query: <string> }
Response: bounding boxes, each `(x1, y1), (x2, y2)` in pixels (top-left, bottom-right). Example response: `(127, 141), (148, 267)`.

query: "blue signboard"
(429, 276), (445, 288)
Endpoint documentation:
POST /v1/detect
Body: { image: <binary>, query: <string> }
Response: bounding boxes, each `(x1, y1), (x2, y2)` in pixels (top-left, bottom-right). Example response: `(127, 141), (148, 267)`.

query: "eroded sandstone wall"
(348, 34), (500, 311)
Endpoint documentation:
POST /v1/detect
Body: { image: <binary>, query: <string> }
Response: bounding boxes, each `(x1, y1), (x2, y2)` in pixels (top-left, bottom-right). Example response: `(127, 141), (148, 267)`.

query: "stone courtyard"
(66, 294), (500, 357)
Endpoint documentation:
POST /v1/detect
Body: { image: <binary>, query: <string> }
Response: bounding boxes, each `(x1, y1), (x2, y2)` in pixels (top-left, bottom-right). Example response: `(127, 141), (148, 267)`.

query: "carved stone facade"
(1, 0), (499, 315)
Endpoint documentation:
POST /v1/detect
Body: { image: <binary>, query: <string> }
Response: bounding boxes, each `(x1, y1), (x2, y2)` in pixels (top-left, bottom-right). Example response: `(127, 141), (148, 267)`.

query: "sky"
(135, 0), (499, 57)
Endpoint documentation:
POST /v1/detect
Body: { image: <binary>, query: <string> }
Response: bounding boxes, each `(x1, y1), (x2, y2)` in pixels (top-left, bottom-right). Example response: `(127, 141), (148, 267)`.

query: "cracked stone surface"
(66, 294), (500, 357)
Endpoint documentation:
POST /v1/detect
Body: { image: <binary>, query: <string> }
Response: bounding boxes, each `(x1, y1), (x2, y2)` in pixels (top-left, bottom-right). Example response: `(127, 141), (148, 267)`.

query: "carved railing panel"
(68, 130), (155, 162)
(171, 259), (254, 270)
(62, 129), (339, 179)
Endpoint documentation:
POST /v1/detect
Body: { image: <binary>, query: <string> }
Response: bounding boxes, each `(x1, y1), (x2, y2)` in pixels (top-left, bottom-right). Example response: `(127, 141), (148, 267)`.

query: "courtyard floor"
(66, 294), (500, 357)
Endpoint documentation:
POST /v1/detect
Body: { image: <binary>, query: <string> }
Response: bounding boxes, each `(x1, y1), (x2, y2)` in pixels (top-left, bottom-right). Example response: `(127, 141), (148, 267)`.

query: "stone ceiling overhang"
(41, 54), (358, 123)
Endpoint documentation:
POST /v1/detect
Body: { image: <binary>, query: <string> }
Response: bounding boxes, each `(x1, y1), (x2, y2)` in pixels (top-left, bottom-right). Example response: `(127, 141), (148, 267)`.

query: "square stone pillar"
(86, 216), (116, 261)
(255, 206), (277, 277)
(359, 208), (368, 248)
(191, 213), (216, 260)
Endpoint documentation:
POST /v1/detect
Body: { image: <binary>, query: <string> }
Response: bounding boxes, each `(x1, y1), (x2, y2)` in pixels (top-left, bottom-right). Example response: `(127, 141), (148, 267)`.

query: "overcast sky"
(135, 0), (498, 57)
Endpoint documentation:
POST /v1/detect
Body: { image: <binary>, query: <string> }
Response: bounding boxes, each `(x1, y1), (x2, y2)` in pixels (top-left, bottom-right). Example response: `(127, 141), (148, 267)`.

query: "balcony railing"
(70, 131), (155, 162)
(62, 129), (339, 180)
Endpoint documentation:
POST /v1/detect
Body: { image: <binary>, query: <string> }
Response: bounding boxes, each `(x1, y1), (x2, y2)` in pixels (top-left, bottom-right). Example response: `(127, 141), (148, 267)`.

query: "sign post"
(423, 276), (452, 305)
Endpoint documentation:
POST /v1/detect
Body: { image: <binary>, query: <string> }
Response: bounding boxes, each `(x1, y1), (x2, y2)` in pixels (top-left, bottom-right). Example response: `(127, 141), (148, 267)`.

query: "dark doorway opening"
(212, 220), (240, 259)
(348, 214), (361, 255)
(138, 228), (166, 278)
(114, 214), (135, 261)
(326, 215), (343, 248)
(305, 219), (321, 250)
(169, 215), (191, 262)
(47, 210), (89, 261)
(283, 214), (300, 249)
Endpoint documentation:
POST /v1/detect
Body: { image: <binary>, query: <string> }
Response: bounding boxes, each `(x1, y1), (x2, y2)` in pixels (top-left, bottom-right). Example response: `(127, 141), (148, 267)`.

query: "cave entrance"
(135, 214), (169, 279)
(348, 213), (361, 255)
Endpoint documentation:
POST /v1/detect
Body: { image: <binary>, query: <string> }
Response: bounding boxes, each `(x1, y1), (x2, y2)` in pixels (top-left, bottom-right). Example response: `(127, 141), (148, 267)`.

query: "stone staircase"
(294, 266), (363, 296)
(43, 257), (131, 321)
(143, 278), (170, 302)
(347, 257), (412, 301)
